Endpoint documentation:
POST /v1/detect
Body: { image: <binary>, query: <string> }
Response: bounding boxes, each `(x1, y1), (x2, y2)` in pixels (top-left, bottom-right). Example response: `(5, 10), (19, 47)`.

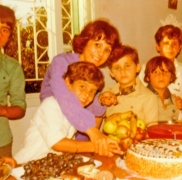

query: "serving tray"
(11, 156), (102, 180)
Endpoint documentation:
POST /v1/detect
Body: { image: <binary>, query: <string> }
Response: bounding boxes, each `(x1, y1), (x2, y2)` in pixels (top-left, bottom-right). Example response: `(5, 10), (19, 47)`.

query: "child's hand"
(94, 137), (123, 157)
(172, 94), (182, 110)
(87, 127), (123, 157)
(99, 91), (118, 107)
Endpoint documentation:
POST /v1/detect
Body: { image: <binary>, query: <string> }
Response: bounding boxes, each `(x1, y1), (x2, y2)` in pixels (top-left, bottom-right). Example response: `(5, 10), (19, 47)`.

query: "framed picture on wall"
(168, 0), (178, 9)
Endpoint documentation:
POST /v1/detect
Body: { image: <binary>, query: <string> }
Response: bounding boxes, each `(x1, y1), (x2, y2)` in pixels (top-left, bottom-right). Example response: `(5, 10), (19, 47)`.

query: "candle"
(174, 133), (176, 140)
(154, 148), (158, 156)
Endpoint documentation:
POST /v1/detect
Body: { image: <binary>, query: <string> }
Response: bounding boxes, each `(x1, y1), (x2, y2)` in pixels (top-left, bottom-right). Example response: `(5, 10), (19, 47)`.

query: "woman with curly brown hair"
(40, 19), (122, 157)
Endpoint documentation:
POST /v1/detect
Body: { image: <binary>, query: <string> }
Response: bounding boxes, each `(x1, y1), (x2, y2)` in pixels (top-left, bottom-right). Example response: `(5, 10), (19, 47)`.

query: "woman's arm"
(40, 54), (96, 132)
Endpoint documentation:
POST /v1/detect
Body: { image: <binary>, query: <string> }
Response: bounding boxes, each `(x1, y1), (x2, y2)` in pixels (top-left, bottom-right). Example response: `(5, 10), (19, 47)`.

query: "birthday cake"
(125, 139), (182, 179)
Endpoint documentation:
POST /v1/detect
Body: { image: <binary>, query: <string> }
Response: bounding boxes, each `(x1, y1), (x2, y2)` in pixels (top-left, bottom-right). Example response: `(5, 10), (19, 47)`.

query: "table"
(8, 153), (146, 180)
(78, 153), (146, 180)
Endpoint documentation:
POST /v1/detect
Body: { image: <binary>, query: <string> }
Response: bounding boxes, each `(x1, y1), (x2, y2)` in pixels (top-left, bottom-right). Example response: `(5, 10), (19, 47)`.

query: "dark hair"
(63, 62), (104, 92)
(72, 19), (121, 66)
(155, 24), (182, 45)
(144, 56), (176, 83)
(0, 5), (16, 31)
(107, 44), (139, 69)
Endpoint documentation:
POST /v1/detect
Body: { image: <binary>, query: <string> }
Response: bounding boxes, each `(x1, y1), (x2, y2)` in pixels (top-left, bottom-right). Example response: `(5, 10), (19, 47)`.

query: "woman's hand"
(99, 91), (118, 107)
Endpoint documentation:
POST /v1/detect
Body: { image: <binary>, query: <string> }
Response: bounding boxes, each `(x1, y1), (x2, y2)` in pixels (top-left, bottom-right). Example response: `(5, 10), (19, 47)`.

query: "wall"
(9, 94), (40, 155)
(94, 0), (182, 86)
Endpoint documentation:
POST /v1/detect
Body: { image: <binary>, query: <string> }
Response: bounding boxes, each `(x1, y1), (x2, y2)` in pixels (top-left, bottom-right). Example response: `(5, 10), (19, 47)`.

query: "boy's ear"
(109, 70), (115, 79)
(179, 44), (182, 52)
(146, 77), (149, 82)
(155, 43), (160, 53)
(65, 77), (71, 90)
(136, 63), (141, 73)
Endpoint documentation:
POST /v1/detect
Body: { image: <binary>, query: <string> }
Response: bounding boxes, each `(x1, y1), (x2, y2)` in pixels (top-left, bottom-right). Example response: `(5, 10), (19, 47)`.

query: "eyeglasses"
(0, 27), (11, 36)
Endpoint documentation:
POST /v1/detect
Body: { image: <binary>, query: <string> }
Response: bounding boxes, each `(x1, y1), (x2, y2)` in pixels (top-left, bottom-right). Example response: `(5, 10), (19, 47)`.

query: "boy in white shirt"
(14, 62), (122, 164)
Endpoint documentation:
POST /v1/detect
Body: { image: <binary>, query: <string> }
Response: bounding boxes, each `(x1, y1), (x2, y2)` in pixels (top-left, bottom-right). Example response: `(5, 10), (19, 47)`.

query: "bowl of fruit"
(102, 111), (148, 151)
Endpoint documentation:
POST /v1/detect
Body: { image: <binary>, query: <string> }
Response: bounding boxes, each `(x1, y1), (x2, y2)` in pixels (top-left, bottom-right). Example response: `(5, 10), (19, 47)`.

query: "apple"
(118, 119), (130, 129)
(115, 125), (130, 139)
(120, 137), (133, 150)
(136, 118), (146, 130)
(132, 138), (139, 144)
(133, 127), (146, 142)
(103, 120), (118, 134)
(136, 126), (145, 134)
(108, 134), (121, 143)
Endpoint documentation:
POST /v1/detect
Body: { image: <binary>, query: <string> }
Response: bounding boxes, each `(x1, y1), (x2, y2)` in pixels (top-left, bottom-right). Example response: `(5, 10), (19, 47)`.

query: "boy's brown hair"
(0, 5), (16, 31)
(144, 56), (176, 83)
(155, 24), (182, 45)
(107, 44), (139, 69)
(63, 62), (104, 92)
(72, 19), (121, 67)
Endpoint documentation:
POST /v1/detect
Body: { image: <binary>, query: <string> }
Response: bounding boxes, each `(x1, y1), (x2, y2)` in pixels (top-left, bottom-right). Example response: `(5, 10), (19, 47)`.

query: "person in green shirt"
(0, 4), (26, 156)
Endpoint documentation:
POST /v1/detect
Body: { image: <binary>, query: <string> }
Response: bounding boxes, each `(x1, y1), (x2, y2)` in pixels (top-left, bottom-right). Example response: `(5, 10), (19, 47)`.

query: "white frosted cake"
(125, 139), (182, 179)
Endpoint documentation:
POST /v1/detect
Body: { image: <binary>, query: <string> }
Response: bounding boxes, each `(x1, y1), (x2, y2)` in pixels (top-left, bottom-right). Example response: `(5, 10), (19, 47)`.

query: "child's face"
(79, 37), (112, 67)
(0, 22), (11, 48)
(148, 63), (171, 91)
(156, 36), (181, 62)
(110, 55), (140, 88)
(65, 79), (98, 107)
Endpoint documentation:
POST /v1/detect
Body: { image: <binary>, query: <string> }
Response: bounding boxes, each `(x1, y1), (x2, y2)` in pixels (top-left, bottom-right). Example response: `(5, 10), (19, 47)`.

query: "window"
(1, 0), (93, 93)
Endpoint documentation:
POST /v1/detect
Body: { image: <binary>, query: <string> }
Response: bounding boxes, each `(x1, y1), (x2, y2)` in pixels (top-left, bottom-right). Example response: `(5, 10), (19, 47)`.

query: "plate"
(11, 156), (102, 180)
(0, 164), (12, 180)
(147, 121), (182, 140)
